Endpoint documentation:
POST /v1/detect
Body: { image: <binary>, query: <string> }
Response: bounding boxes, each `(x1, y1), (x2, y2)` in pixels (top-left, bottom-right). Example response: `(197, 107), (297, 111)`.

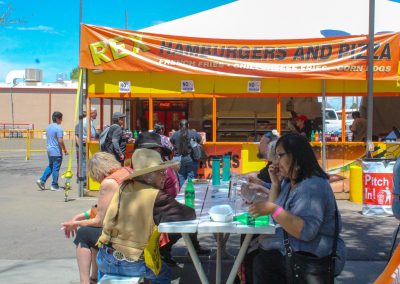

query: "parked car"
(325, 108), (342, 132)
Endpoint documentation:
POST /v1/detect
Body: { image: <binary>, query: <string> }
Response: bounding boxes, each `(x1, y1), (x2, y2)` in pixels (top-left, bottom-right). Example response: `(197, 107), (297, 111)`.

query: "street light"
(10, 77), (24, 130)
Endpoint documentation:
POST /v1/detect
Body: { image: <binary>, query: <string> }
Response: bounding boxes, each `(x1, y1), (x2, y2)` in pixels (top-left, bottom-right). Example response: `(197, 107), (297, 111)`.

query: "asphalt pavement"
(0, 152), (398, 283)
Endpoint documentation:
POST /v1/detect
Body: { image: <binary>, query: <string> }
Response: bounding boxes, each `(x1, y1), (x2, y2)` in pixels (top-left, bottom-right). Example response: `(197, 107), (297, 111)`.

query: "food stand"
(79, 24), (400, 193)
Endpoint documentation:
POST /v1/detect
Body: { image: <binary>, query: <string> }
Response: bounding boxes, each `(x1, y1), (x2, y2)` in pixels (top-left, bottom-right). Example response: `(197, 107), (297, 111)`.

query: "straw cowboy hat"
(126, 148), (179, 180)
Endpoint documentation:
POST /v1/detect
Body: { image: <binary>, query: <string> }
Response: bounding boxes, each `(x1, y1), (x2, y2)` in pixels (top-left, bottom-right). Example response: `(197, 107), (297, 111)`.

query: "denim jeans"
(177, 155), (198, 188)
(40, 155), (62, 188)
(97, 246), (171, 284)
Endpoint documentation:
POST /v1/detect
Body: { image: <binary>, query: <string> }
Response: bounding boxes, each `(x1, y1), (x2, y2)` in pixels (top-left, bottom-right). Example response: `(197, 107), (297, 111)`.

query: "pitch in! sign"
(363, 173), (393, 205)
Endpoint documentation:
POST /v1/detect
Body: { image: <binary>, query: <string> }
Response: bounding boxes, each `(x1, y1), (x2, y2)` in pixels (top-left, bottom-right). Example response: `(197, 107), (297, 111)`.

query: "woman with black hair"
(170, 119), (202, 187)
(248, 133), (346, 283)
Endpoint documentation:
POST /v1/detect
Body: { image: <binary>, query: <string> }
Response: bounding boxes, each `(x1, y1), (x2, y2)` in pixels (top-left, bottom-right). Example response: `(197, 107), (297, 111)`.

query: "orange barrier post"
(375, 244), (400, 283)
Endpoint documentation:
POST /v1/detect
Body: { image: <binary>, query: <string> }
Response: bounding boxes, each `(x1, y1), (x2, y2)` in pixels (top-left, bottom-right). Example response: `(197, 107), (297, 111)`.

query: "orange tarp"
(80, 24), (399, 80)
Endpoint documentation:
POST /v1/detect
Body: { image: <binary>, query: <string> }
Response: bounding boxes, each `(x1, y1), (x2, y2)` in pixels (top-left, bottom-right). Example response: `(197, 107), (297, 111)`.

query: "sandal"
(90, 277), (98, 284)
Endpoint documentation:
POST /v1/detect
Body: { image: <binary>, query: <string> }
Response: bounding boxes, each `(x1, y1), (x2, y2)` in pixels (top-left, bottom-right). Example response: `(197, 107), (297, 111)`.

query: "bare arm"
(267, 164), (282, 202)
(248, 173), (264, 186)
(61, 179), (119, 234)
(58, 137), (68, 155)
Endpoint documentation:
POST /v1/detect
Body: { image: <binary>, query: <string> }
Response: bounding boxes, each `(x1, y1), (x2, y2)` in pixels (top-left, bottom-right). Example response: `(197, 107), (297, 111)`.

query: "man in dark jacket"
(103, 112), (128, 165)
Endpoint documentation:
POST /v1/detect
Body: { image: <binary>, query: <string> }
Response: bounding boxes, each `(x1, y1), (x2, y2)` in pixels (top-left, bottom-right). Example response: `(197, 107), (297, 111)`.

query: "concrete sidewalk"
(0, 153), (398, 283)
(0, 259), (388, 284)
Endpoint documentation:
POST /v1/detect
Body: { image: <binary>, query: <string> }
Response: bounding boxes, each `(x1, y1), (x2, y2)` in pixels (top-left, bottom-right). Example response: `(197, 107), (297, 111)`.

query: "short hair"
(352, 111), (361, 119)
(267, 140), (278, 162)
(88, 152), (121, 182)
(52, 111), (63, 122)
(276, 133), (328, 182)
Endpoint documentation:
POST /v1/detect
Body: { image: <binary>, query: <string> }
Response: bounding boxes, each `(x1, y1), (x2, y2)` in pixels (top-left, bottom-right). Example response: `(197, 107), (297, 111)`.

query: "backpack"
(99, 125), (117, 151)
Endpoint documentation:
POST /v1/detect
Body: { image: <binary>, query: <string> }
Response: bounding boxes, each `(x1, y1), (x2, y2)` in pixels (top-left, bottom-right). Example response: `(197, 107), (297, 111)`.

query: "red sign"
(159, 102), (171, 108)
(197, 145), (242, 179)
(363, 173), (393, 205)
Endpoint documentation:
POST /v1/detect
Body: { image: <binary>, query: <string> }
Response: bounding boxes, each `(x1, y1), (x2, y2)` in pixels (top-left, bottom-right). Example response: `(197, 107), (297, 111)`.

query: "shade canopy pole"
(366, 0), (375, 156)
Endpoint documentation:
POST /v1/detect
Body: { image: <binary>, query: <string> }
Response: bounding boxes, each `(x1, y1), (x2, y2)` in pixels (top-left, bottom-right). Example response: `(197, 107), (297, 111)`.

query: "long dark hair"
(276, 133), (328, 183)
(178, 119), (189, 155)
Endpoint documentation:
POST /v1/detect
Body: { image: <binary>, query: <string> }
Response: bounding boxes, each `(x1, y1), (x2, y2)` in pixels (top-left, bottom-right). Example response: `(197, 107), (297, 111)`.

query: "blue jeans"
(177, 155), (198, 188)
(40, 155), (62, 188)
(97, 247), (171, 284)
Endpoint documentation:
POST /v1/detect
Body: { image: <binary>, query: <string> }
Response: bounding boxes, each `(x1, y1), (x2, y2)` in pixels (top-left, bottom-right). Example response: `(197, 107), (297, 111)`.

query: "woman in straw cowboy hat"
(97, 148), (196, 283)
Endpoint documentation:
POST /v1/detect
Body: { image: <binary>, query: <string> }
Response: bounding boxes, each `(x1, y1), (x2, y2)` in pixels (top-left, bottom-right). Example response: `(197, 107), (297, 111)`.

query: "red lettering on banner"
(363, 173), (393, 205)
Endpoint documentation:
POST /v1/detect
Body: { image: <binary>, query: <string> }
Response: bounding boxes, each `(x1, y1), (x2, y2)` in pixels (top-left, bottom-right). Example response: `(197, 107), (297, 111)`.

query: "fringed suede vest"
(98, 180), (159, 260)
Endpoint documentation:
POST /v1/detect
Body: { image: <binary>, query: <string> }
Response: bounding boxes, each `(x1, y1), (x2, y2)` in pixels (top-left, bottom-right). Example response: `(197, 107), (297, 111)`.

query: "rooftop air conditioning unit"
(25, 69), (43, 82)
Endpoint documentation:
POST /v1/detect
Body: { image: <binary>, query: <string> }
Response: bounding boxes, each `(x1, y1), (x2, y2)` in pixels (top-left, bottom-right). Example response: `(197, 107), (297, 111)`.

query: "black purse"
(282, 188), (339, 284)
(190, 138), (208, 161)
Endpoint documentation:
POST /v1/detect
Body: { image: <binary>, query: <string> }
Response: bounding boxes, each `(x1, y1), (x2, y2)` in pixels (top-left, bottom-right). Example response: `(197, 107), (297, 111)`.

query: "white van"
(325, 108), (342, 132)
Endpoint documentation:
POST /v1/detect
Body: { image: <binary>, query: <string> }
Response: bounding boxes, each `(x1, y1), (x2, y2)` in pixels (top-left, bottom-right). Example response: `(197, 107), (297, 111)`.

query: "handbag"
(282, 188), (339, 284)
(190, 137), (208, 161)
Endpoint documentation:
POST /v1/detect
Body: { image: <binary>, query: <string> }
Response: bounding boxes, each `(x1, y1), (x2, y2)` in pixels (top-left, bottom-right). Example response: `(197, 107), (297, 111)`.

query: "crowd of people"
(37, 110), (347, 283)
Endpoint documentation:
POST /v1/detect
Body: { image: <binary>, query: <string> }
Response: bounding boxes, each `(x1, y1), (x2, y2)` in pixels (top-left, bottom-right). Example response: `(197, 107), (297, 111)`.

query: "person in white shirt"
(75, 107), (97, 186)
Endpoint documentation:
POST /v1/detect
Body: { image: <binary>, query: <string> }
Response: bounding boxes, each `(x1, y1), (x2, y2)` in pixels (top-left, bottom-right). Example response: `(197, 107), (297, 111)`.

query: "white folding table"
(158, 180), (276, 284)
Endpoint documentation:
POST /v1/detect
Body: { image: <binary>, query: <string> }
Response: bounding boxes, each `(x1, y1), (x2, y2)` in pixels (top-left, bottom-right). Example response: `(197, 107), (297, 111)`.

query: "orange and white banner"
(80, 24), (399, 80)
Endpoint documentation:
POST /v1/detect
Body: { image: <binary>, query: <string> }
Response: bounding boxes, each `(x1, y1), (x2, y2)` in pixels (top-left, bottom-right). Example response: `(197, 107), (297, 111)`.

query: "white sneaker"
(50, 186), (60, 191)
(36, 180), (45, 190)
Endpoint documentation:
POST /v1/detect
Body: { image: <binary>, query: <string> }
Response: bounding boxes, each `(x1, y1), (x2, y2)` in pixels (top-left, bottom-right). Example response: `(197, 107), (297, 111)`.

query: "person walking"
(75, 107), (97, 186)
(350, 111), (367, 142)
(36, 111), (68, 191)
(102, 112), (128, 165)
(170, 119), (202, 187)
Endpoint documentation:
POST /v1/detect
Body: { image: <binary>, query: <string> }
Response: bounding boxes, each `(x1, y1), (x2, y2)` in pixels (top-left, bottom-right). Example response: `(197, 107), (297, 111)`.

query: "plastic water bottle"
(310, 130), (315, 142)
(212, 157), (221, 186)
(233, 212), (270, 227)
(133, 130), (139, 139)
(185, 178), (195, 208)
(314, 130), (319, 142)
(222, 155), (231, 182)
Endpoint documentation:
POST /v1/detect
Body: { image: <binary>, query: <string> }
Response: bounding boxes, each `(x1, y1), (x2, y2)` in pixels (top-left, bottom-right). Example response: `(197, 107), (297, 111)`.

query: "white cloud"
(151, 20), (165, 26)
(15, 25), (60, 35)
(0, 60), (28, 83)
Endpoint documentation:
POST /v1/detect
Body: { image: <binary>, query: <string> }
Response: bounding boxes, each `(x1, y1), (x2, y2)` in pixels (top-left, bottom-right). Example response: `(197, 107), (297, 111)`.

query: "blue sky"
(0, 0), (233, 83)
